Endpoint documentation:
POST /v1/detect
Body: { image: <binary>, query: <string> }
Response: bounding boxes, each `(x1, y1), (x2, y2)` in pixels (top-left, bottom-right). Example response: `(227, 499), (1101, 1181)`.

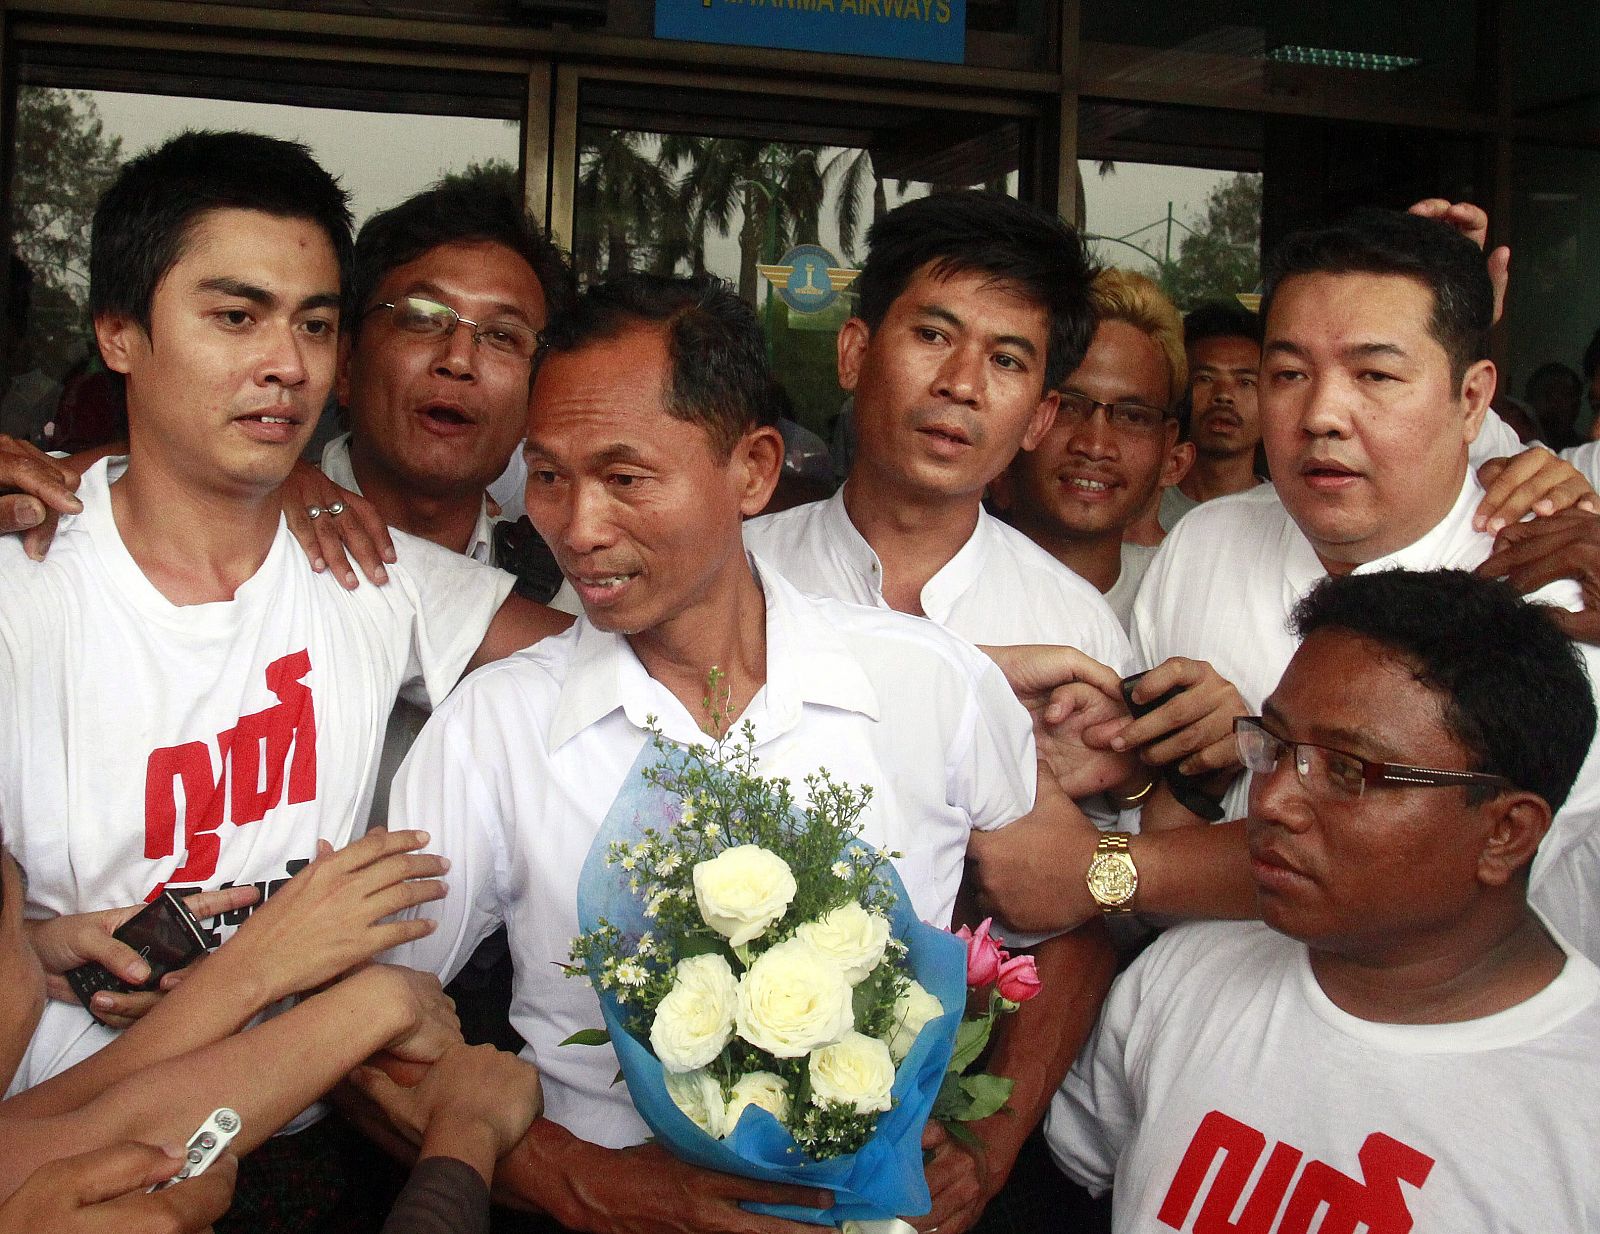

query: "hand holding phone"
(64, 890), (209, 1020)
(1120, 671), (1226, 821)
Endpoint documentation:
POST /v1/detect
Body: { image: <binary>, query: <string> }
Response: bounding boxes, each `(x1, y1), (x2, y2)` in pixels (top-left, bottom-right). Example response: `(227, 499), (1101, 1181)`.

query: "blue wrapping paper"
(575, 742), (967, 1226)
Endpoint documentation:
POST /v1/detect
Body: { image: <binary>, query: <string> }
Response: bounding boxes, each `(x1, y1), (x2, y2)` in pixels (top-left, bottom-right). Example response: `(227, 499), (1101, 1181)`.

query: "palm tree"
(572, 129), (678, 284)
(658, 137), (826, 303)
(822, 147), (888, 266)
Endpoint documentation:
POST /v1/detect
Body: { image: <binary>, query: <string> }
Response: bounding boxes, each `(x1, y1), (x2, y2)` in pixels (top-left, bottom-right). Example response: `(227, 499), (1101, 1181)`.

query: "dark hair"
(1583, 327), (1600, 384)
(1525, 361), (1582, 402)
(1261, 208), (1493, 386)
(89, 130), (353, 330)
(1291, 569), (1595, 813)
(1183, 299), (1262, 348)
(852, 191), (1098, 391)
(537, 273), (774, 456)
(350, 182), (574, 335)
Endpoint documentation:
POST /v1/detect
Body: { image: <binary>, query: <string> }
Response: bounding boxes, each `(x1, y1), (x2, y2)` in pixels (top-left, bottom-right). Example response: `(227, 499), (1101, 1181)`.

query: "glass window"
(571, 78), (1032, 467)
(4, 57), (525, 452)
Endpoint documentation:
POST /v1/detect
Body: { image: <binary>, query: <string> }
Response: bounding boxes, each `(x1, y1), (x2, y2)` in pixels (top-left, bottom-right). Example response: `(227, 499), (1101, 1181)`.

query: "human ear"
(1019, 390), (1060, 452)
(1476, 791), (1551, 887)
(93, 312), (146, 376)
(734, 425), (785, 517)
(1459, 359), (1497, 443)
(836, 318), (871, 392)
(1161, 438), (1196, 489)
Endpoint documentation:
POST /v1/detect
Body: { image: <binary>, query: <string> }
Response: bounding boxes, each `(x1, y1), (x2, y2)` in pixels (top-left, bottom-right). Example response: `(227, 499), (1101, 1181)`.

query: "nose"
(561, 479), (617, 556)
(260, 321), (308, 389)
(933, 342), (984, 406)
(1066, 405), (1118, 461)
(1247, 752), (1314, 834)
(433, 319), (480, 382)
(1289, 373), (1351, 440)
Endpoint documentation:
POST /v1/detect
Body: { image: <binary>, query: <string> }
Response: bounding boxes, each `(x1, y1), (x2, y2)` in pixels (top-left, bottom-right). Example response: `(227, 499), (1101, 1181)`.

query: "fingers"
(310, 509), (364, 590)
(1407, 198), (1487, 248)
(137, 1151), (238, 1230)
(344, 491), (397, 579)
(326, 828), (434, 874)
(1473, 447), (1595, 532)
(88, 987), (165, 1027)
(178, 885), (261, 922)
(47, 1141), (186, 1205)
(1487, 245), (1509, 325)
(283, 499), (328, 576)
(78, 932), (153, 987)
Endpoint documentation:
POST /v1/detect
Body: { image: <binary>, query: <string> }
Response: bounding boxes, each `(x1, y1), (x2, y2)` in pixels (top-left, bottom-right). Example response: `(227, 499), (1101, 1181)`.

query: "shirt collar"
(826, 483), (988, 620)
(321, 431), (496, 565)
(548, 552), (880, 753)
(1280, 469), (1481, 606)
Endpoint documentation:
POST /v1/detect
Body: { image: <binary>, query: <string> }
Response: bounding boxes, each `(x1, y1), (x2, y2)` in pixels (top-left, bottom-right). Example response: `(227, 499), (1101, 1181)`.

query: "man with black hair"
(1046, 568), (1600, 1231)
(0, 130), (567, 1231)
(742, 190), (1129, 673)
(1158, 299), (1263, 530)
(1076, 208), (1600, 964)
(373, 272), (1115, 1234)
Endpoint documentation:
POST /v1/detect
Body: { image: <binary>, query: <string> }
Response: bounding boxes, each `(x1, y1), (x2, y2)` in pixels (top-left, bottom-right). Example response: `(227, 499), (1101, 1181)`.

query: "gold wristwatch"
(1086, 832), (1138, 915)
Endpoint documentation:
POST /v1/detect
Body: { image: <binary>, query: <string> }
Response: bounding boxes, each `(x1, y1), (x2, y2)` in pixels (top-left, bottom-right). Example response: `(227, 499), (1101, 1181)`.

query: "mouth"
(566, 567), (642, 609)
(1202, 409), (1242, 432)
(233, 409), (304, 444)
(1248, 842), (1315, 892)
(1056, 473), (1121, 498)
(916, 423), (974, 452)
(417, 402), (479, 434)
(1299, 456), (1362, 490)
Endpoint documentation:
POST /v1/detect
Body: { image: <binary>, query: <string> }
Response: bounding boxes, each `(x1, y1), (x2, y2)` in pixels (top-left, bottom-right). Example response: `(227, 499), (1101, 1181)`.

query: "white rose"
(735, 937), (854, 1057)
(650, 953), (738, 1073)
(724, 1071), (791, 1129)
(664, 1067), (728, 1138)
(692, 845), (797, 946)
(795, 903), (891, 984)
(885, 978), (946, 1063)
(807, 1031), (896, 1115)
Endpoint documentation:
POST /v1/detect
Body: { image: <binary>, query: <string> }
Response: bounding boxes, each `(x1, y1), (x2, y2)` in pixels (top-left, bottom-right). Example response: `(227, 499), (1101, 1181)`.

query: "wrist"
(421, 1111), (501, 1186)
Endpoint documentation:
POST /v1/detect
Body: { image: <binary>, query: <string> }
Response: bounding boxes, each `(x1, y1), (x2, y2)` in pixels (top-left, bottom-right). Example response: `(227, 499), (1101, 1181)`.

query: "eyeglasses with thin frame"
(1233, 716), (1510, 800)
(1056, 391), (1170, 436)
(364, 295), (542, 362)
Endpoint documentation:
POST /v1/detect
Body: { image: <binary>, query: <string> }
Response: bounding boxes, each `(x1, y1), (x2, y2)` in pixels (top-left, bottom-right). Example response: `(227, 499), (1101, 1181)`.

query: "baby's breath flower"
(616, 960), (648, 987)
(831, 860), (851, 879)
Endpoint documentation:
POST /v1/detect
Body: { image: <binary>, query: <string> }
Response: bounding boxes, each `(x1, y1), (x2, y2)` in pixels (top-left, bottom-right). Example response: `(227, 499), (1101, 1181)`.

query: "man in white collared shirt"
(1075, 209), (1600, 964)
(741, 191), (1130, 674)
(378, 274), (1112, 1234)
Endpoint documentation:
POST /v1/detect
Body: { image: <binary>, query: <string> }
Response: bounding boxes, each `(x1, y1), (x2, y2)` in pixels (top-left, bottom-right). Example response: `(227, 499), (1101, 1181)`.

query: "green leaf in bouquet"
(929, 1070), (968, 1122)
(952, 1073), (1013, 1122)
(559, 1028), (613, 1047)
(940, 1119), (984, 1154)
(949, 1014), (994, 1075)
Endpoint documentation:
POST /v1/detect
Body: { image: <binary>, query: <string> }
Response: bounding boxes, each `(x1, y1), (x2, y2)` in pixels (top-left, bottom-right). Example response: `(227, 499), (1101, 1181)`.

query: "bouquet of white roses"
(568, 705), (966, 1226)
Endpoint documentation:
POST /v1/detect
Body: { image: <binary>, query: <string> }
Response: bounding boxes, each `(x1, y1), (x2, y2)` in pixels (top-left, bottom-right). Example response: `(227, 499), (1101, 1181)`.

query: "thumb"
(58, 1141), (185, 1205)
(0, 494), (45, 533)
(77, 930), (153, 986)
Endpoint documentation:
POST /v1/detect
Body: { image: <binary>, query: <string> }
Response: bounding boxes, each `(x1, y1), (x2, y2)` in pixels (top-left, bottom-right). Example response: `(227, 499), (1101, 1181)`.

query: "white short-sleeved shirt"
(384, 558), (1036, 1149)
(1470, 406), (1526, 466)
(741, 488), (1132, 672)
(0, 457), (514, 1093)
(1129, 474), (1600, 962)
(1045, 920), (1600, 1232)
(1104, 542), (1158, 631)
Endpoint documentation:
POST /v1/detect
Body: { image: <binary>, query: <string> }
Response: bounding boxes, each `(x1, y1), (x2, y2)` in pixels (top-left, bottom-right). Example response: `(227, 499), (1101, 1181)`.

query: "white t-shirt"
(741, 487), (1132, 672)
(384, 558), (1036, 1149)
(0, 457), (514, 1094)
(1104, 542), (1158, 631)
(1129, 474), (1600, 963)
(1470, 406), (1525, 465)
(1045, 920), (1600, 1233)
(1561, 440), (1600, 489)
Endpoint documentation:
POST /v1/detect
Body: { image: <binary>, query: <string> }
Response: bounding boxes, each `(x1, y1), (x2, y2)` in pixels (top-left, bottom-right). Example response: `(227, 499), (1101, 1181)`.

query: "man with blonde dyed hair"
(994, 269), (1191, 626)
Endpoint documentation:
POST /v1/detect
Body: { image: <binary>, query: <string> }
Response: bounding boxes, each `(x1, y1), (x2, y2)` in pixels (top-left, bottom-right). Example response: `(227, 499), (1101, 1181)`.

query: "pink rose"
(955, 917), (1008, 987)
(995, 954), (1042, 1003)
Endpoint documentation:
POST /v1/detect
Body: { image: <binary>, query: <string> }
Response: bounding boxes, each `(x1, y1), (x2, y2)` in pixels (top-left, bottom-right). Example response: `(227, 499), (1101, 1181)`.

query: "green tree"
(573, 129), (679, 285)
(10, 87), (124, 373)
(1156, 172), (1261, 312)
(434, 158), (519, 200)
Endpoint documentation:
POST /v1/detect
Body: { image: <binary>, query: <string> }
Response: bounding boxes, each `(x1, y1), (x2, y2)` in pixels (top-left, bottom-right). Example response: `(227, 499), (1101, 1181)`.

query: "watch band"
(1087, 831), (1138, 915)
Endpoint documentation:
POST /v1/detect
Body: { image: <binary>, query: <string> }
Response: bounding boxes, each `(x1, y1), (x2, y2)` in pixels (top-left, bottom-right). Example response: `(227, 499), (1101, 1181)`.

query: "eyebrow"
(1263, 339), (1410, 363)
(915, 303), (1039, 358)
(197, 278), (341, 315)
(524, 440), (652, 468)
(403, 281), (533, 325)
(1260, 699), (1405, 762)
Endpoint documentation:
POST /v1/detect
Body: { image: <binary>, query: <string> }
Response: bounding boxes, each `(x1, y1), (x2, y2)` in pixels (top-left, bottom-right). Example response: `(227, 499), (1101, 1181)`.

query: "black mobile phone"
(1119, 671), (1226, 822)
(65, 889), (209, 1018)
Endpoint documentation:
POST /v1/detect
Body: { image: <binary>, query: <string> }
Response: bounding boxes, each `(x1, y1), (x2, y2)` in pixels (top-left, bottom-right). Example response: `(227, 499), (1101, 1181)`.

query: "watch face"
(1089, 854), (1137, 905)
